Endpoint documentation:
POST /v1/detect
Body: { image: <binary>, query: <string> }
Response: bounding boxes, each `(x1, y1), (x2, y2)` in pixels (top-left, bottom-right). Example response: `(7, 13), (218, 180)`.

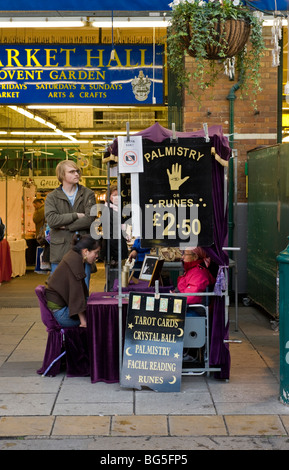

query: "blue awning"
(249, 0), (288, 11)
(0, 0), (170, 11)
(0, 0), (287, 13)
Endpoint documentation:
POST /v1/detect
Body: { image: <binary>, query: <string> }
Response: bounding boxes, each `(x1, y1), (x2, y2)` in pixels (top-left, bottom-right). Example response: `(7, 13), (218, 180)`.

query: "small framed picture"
(139, 255), (159, 282)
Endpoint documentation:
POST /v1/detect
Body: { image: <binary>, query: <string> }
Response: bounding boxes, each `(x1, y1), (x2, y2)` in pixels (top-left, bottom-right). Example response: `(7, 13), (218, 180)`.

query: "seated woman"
(177, 247), (216, 364)
(45, 234), (101, 328)
(177, 247), (215, 305)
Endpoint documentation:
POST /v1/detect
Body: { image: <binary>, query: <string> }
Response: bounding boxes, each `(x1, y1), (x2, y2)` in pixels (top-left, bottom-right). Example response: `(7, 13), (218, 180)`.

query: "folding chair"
(35, 285), (90, 377)
(182, 304), (209, 374)
(182, 289), (221, 376)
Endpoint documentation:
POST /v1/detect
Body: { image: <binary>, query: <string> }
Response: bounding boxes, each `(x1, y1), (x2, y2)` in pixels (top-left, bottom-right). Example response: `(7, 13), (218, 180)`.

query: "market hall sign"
(0, 44), (164, 105)
(139, 137), (214, 248)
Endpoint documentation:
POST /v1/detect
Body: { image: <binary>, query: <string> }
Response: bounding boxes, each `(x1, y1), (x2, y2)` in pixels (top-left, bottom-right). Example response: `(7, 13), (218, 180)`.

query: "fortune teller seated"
(173, 247), (216, 363)
(175, 247), (215, 305)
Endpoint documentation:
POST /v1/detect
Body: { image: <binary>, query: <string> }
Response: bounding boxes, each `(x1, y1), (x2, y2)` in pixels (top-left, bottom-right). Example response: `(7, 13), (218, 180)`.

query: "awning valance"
(0, 0), (288, 12)
(0, 0), (170, 11)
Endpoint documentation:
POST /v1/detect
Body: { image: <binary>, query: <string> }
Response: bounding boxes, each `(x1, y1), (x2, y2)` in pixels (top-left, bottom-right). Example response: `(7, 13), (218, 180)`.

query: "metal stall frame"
(115, 123), (236, 379)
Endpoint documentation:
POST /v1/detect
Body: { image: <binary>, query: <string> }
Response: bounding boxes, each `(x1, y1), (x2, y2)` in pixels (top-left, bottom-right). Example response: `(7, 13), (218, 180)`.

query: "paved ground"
(0, 267), (288, 451)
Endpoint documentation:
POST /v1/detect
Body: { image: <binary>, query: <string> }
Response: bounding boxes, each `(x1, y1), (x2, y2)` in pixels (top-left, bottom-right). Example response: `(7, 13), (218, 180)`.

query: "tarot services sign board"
(120, 292), (187, 392)
(0, 44), (164, 105)
(139, 137), (213, 248)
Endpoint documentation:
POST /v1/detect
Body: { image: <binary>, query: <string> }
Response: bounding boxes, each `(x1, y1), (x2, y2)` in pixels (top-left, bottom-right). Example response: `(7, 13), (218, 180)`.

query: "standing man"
(45, 160), (96, 287)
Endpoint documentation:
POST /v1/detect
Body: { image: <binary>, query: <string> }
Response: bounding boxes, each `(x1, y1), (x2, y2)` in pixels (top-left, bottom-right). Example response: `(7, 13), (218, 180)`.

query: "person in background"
(176, 247), (215, 305)
(100, 184), (128, 290)
(45, 160), (96, 287)
(33, 198), (45, 237)
(128, 238), (150, 278)
(45, 234), (101, 328)
(102, 184), (128, 262)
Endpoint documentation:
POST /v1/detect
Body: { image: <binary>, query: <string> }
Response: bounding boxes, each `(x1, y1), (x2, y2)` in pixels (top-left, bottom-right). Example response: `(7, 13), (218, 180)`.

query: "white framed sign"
(118, 135), (143, 173)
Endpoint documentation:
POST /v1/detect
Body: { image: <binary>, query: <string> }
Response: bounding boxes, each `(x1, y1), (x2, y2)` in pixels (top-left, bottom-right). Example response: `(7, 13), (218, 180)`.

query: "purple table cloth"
(112, 278), (174, 293)
(87, 292), (128, 383)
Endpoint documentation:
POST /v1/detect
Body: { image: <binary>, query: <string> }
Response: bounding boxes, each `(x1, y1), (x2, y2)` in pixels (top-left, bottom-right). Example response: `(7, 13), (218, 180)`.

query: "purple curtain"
(206, 133), (230, 379)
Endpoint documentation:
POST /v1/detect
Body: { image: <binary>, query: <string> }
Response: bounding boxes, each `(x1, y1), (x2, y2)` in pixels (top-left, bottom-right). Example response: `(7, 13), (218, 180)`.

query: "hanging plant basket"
(183, 18), (251, 60)
(167, 0), (265, 103)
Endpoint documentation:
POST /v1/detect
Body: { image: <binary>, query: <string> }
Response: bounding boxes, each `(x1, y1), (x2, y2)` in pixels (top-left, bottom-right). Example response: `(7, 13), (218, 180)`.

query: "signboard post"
(121, 292), (187, 392)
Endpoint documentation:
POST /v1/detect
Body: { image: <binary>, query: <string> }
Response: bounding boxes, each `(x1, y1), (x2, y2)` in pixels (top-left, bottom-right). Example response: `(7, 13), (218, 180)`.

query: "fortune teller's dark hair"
(71, 233), (102, 253)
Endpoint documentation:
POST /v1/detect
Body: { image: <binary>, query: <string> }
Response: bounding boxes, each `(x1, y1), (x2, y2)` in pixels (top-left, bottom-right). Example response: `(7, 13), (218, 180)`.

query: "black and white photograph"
(139, 255), (159, 281)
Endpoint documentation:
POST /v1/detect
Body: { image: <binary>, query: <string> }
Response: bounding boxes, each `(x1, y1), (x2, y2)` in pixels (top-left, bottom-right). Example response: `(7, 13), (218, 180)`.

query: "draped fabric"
(0, 180), (23, 239)
(64, 327), (90, 377)
(8, 238), (27, 278)
(37, 329), (64, 377)
(0, 239), (12, 283)
(108, 123), (231, 378)
(107, 123), (231, 157)
(37, 327), (90, 377)
(206, 139), (230, 379)
(87, 293), (128, 383)
(112, 278), (174, 292)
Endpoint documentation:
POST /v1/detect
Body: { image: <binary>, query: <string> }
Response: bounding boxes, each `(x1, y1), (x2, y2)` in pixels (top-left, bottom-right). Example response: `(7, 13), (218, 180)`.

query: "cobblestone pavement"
(0, 268), (287, 451)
